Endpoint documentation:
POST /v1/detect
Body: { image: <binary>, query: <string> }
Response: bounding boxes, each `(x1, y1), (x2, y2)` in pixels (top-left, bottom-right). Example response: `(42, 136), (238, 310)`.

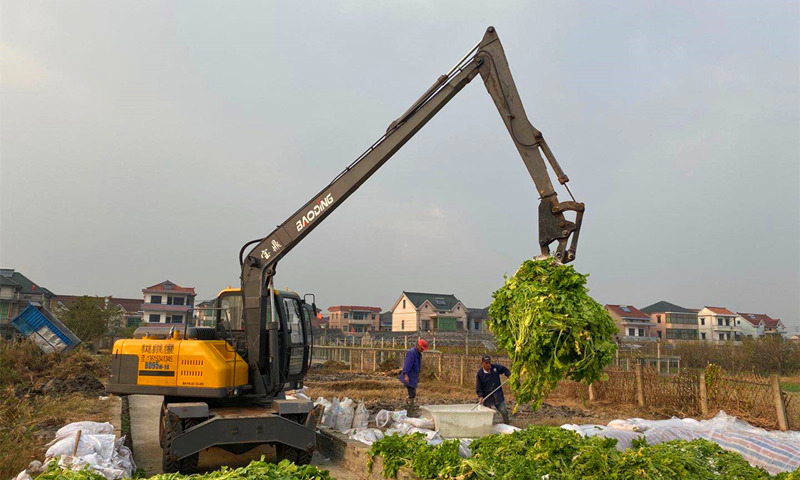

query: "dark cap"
(481, 355), (491, 363)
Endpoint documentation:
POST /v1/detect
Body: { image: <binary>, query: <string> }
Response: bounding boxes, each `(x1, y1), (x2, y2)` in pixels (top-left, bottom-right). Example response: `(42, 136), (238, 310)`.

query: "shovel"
(471, 379), (509, 410)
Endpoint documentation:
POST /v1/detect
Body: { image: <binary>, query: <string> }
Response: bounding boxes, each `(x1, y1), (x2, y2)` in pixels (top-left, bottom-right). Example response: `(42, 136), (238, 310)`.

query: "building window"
(169, 297), (185, 306)
(628, 328), (635, 336)
(638, 328), (644, 337)
(149, 314), (160, 322)
(401, 320), (405, 330)
(700, 318), (705, 325)
(172, 315), (183, 323)
(150, 295), (162, 304)
(717, 318), (723, 326)
(665, 313), (697, 325)
(701, 332), (706, 340)
(344, 313), (349, 319)
(719, 333), (725, 341)
(403, 300), (406, 309)
(666, 328), (698, 340)
(657, 331), (662, 338)
(0, 302), (9, 320)
(656, 315), (661, 323)
(372, 314), (376, 320)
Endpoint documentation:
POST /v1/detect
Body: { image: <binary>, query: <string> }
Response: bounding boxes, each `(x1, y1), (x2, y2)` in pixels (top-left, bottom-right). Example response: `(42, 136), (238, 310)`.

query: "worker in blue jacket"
(476, 355), (511, 424)
(400, 338), (428, 415)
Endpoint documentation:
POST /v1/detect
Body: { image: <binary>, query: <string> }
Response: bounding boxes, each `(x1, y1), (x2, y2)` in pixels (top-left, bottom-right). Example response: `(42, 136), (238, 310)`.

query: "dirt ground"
(304, 368), (666, 428)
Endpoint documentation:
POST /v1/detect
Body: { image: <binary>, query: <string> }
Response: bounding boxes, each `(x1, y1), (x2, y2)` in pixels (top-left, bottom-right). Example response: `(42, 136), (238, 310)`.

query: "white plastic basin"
(420, 404), (495, 438)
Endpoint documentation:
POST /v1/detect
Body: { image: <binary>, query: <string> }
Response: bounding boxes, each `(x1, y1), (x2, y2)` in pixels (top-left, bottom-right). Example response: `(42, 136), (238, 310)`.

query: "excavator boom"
(241, 26), (585, 397)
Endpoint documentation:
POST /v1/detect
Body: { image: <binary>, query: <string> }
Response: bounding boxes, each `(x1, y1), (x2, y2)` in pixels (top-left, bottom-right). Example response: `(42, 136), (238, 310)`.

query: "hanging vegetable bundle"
(488, 258), (617, 409)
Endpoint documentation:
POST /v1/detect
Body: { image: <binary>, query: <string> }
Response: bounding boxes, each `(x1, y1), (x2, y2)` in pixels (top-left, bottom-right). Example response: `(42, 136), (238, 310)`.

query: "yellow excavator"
(107, 26), (584, 473)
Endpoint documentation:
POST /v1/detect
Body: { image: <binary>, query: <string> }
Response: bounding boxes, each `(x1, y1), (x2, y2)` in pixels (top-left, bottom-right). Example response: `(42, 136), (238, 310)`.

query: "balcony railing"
(620, 336), (657, 343)
(345, 318), (377, 324)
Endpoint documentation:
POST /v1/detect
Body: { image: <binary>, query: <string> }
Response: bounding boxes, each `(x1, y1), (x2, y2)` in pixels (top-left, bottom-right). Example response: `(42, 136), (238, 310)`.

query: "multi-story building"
(641, 300), (699, 341)
(328, 305), (381, 333)
(697, 306), (741, 342)
(391, 292), (468, 332)
(141, 280), (196, 324)
(0, 268), (56, 339)
(379, 311), (393, 331)
(605, 304), (655, 341)
(736, 312), (768, 338)
(762, 316), (787, 336)
(466, 307), (491, 332)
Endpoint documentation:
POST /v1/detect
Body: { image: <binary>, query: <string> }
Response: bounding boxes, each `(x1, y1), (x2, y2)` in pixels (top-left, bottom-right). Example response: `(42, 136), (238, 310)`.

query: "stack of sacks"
(16, 422), (135, 480)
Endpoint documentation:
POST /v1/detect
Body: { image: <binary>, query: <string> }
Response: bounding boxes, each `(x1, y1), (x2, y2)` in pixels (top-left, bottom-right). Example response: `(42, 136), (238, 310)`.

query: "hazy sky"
(2, 1), (798, 331)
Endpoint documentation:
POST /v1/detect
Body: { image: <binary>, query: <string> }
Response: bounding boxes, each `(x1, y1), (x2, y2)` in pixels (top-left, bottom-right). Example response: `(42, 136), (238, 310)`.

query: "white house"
(735, 312), (766, 338)
(391, 292), (468, 332)
(605, 304), (656, 341)
(697, 306), (741, 342)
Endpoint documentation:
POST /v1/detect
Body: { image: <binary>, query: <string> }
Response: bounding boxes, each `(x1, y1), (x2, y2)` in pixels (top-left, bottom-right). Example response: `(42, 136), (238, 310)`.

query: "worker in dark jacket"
(399, 338), (428, 415)
(476, 355), (511, 424)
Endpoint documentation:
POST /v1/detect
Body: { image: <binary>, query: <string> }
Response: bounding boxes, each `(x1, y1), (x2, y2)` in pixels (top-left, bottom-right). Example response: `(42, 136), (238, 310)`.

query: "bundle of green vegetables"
(33, 458), (332, 480)
(367, 427), (798, 479)
(488, 258), (618, 409)
(367, 433), (462, 479)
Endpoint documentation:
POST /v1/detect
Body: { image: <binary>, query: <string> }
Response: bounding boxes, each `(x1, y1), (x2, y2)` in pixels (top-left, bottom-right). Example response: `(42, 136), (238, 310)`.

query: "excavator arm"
(240, 26), (584, 398)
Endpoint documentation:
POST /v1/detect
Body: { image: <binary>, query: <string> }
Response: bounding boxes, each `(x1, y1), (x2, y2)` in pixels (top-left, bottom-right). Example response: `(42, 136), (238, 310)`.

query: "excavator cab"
(213, 287), (313, 387)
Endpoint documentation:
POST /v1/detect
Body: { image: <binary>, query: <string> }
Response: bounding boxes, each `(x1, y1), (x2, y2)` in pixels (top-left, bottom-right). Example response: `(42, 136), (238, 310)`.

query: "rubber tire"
(162, 411), (181, 474)
(275, 443), (312, 466)
(158, 401), (167, 449)
(162, 414), (202, 474)
(178, 418), (201, 475)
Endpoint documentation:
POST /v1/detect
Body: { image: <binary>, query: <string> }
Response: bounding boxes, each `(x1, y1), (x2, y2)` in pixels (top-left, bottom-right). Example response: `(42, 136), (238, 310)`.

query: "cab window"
(301, 306), (312, 341)
(219, 293), (243, 330)
(283, 298), (304, 345)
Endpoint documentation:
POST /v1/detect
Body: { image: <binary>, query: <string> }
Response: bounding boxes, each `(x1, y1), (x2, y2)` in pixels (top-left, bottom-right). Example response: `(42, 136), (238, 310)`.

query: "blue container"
(11, 302), (81, 353)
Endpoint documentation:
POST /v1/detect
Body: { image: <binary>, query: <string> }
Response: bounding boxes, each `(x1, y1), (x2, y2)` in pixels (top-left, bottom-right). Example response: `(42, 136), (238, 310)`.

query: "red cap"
(417, 339), (429, 351)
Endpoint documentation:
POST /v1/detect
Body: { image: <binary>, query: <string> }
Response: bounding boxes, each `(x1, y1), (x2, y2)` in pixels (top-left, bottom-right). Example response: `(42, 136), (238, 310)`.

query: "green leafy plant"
(34, 458), (331, 480)
(367, 433), (427, 478)
(488, 258), (618, 409)
(410, 440), (462, 479)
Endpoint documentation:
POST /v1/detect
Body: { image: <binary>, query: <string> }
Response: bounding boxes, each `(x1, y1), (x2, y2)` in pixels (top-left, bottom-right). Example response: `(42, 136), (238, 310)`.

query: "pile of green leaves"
(33, 458), (332, 480)
(488, 258), (618, 408)
(368, 433), (461, 479)
(368, 426), (798, 479)
(463, 425), (620, 479)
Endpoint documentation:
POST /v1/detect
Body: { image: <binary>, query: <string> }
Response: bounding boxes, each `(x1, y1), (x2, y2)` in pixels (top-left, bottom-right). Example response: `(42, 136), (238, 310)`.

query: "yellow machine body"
(108, 336), (249, 397)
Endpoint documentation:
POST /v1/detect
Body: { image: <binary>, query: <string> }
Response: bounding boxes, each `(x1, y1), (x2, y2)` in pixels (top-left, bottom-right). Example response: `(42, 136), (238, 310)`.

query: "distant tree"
(57, 296), (115, 343)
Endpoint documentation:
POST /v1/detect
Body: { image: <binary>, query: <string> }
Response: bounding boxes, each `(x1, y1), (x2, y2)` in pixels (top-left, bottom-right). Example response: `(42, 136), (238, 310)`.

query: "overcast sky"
(2, 1), (798, 331)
